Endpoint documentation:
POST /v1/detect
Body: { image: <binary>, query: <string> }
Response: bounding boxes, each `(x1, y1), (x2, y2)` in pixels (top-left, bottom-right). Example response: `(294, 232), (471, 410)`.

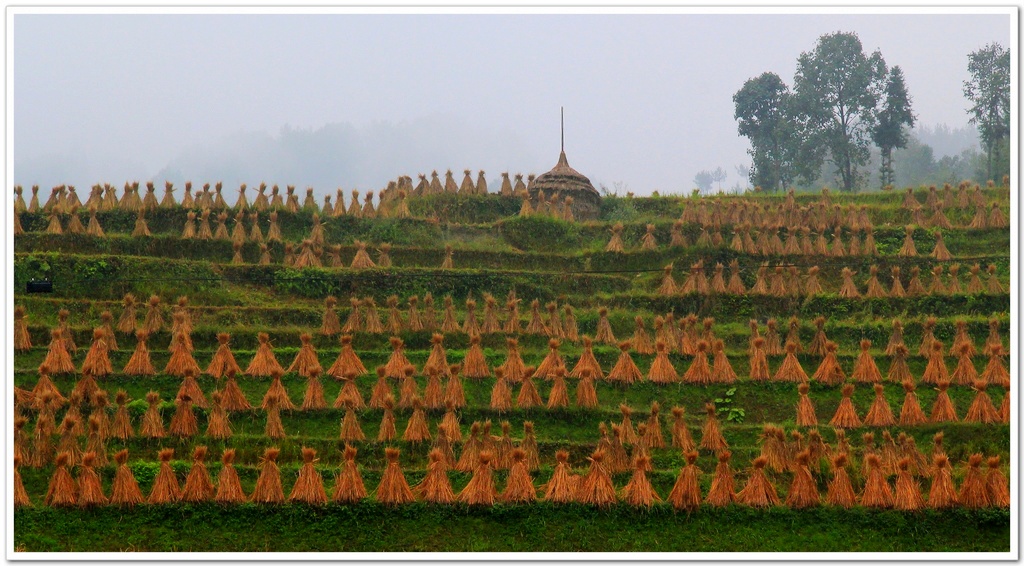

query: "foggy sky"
(13, 11), (1012, 196)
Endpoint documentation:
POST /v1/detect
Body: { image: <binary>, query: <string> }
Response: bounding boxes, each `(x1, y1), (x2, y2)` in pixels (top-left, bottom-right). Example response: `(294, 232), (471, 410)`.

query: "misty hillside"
(150, 117), (545, 197)
(913, 123), (980, 158)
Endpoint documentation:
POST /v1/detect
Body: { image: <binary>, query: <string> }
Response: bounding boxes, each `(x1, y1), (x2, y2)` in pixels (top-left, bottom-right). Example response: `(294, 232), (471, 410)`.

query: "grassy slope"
(12, 188), (1011, 552)
(14, 505), (1010, 552)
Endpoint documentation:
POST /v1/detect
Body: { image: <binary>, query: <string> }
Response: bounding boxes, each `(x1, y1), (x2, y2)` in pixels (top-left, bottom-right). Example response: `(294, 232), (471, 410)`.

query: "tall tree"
(692, 170), (713, 193)
(793, 31), (887, 192)
(734, 164), (750, 190)
(733, 72), (802, 191)
(711, 167), (728, 190)
(872, 66), (915, 188)
(963, 42), (1010, 182)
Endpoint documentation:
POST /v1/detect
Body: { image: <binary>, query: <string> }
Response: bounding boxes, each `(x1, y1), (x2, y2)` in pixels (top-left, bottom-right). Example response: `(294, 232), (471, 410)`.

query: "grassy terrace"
(13, 187), (1011, 552)
(14, 505), (1010, 552)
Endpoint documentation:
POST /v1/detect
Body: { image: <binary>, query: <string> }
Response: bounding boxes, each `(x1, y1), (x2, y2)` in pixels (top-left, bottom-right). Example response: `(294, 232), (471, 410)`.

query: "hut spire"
(557, 106), (569, 168)
(531, 106), (599, 220)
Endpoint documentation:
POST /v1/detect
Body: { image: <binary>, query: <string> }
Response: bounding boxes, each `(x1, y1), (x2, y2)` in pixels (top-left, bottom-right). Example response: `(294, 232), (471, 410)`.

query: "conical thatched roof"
(529, 150), (601, 220)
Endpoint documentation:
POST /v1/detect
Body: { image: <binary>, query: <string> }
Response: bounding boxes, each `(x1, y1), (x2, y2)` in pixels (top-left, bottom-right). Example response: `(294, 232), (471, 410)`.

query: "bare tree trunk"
(879, 147), (893, 189)
(842, 156), (854, 192)
(986, 140), (993, 182)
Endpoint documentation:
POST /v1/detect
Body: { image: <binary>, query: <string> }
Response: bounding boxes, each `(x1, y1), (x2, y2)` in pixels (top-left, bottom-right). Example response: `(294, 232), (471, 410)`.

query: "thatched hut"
(527, 150), (601, 220)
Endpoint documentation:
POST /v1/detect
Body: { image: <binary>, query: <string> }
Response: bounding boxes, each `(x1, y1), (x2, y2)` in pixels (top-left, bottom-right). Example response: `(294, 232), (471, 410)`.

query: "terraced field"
(12, 185), (1011, 552)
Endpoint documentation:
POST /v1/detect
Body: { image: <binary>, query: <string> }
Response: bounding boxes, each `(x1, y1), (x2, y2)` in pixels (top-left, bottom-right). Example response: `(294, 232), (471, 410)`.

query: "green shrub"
(497, 215), (582, 252)
(407, 193), (520, 224)
(600, 194), (639, 222)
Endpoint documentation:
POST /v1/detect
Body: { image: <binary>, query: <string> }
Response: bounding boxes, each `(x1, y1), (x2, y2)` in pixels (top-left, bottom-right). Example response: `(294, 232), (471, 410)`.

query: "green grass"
(13, 504), (1010, 552)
